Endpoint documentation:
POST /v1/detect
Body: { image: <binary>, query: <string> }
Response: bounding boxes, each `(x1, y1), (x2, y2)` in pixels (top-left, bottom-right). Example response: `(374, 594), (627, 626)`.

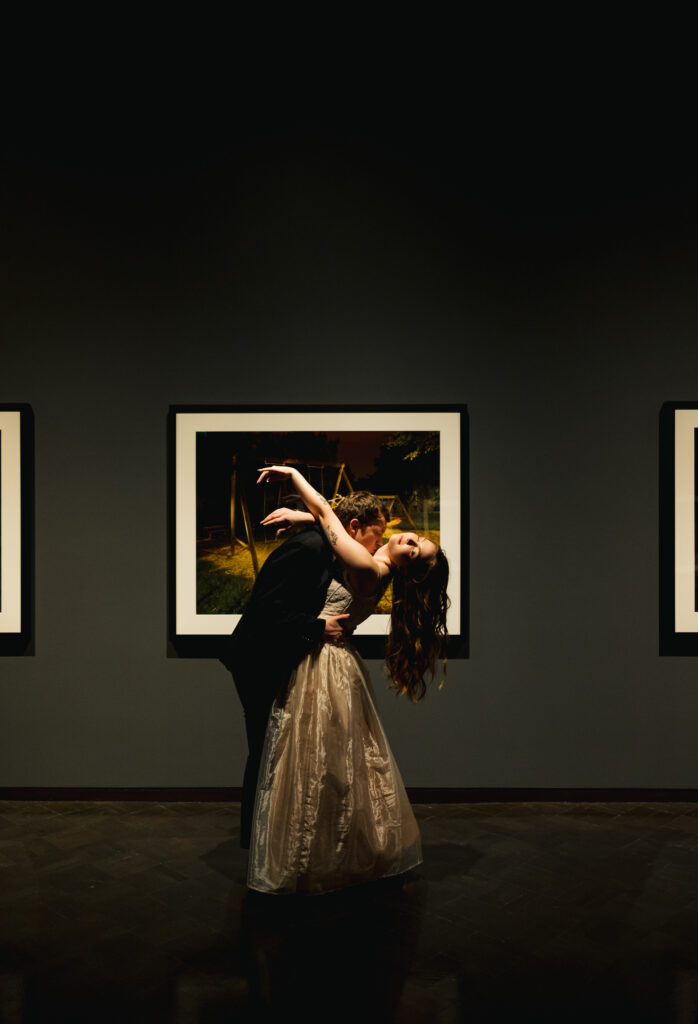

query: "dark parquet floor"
(0, 800), (697, 1022)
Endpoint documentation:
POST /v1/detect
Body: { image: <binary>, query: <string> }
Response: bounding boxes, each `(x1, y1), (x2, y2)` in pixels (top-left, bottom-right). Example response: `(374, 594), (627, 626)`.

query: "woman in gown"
(247, 465), (449, 895)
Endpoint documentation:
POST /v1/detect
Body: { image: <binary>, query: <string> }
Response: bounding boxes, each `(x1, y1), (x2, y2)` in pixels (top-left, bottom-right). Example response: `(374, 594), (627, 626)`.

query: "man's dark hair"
(334, 491), (389, 528)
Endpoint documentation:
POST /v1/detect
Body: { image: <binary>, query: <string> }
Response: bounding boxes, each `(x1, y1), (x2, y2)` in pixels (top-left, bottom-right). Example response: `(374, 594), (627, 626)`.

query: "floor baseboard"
(1, 786), (697, 802)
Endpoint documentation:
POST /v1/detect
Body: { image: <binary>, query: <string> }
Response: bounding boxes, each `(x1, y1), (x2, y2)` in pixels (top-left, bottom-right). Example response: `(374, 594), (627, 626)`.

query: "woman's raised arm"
(257, 466), (384, 585)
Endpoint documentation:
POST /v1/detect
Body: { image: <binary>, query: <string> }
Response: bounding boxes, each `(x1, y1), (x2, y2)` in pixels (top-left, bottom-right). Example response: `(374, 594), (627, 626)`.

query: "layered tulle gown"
(247, 576), (422, 894)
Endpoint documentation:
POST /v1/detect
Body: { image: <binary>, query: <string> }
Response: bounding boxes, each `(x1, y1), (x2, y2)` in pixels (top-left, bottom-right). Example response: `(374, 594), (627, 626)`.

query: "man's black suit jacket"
(221, 523), (334, 707)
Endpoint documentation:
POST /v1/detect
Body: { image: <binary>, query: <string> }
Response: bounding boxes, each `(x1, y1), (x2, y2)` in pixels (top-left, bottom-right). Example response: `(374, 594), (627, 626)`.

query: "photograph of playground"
(196, 430), (441, 616)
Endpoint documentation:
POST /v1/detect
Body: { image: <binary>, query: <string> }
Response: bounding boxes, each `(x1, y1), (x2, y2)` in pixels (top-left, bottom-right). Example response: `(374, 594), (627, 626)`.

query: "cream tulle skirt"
(247, 642), (422, 894)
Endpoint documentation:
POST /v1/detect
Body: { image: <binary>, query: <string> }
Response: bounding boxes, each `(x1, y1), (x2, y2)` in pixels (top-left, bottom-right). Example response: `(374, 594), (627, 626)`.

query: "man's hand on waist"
(322, 614), (352, 646)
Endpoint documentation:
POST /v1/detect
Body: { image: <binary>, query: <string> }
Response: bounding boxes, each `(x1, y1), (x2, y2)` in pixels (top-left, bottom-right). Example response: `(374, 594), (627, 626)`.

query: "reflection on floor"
(0, 799), (697, 1021)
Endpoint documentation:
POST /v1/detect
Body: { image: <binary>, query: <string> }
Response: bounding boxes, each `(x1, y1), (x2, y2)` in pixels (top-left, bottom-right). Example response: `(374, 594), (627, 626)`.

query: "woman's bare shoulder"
(346, 561), (387, 598)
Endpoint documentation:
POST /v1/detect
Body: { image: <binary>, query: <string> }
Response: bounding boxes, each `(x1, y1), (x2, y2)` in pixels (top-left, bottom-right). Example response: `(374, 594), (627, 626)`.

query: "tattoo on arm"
(325, 524), (339, 546)
(313, 490), (330, 508)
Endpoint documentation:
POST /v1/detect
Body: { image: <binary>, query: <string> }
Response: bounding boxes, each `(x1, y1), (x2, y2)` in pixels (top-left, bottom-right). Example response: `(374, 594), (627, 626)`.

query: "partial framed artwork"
(168, 405), (468, 659)
(659, 401), (698, 655)
(0, 405), (34, 655)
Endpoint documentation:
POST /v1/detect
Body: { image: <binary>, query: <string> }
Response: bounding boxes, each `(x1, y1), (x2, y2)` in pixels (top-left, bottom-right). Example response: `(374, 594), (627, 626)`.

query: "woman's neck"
(374, 544), (393, 571)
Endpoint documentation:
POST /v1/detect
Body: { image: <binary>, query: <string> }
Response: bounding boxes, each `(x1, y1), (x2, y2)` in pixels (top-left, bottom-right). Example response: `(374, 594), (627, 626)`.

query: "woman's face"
(387, 532), (438, 570)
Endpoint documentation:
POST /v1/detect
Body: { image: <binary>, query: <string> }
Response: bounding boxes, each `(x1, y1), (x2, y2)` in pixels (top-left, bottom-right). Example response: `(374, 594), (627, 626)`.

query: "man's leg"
(230, 663), (284, 849)
(239, 701), (271, 849)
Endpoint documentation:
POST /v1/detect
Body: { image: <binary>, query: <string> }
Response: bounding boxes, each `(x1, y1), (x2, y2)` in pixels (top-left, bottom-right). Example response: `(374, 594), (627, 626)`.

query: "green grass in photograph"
(197, 561), (250, 614)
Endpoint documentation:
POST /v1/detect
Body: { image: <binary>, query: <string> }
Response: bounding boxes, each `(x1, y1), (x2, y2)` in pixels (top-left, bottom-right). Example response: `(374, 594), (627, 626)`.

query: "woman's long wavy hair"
(385, 547), (450, 702)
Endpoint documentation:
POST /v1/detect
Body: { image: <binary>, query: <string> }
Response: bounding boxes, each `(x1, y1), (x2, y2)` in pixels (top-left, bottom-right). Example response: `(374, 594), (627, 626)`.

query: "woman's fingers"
(257, 465), (293, 483)
(256, 467), (281, 483)
(261, 508), (291, 527)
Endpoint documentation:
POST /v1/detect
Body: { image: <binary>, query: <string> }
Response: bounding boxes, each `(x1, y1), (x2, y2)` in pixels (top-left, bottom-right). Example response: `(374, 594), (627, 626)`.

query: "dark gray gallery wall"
(2, 95), (698, 789)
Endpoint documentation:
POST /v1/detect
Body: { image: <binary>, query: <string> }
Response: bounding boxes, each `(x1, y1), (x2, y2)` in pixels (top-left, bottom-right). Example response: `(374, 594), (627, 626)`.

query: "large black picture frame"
(168, 404), (468, 660)
(0, 404), (34, 656)
(659, 401), (698, 655)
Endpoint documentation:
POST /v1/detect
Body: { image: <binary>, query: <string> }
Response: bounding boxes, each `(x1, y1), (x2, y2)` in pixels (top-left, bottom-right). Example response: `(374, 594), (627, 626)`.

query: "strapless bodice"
(320, 575), (383, 632)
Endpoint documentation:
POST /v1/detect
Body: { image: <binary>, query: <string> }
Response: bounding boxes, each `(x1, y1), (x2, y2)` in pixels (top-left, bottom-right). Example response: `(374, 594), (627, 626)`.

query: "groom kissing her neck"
(333, 490), (389, 555)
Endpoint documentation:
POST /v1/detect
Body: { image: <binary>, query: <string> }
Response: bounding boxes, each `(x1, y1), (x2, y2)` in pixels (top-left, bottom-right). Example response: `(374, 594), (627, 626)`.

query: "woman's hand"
(260, 507), (314, 537)
(256, 465), (297, 485)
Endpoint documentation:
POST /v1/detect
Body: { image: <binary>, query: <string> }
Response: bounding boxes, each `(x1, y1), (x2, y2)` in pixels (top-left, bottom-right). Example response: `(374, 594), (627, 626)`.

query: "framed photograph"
(0, 404), (34, 655)
(168, 405), (468, 659)
(659, 401), (698, 654)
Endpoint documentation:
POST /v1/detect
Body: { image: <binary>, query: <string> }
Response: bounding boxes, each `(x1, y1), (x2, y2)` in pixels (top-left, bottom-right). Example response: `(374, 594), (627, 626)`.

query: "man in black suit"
(221, 491), (388, 848)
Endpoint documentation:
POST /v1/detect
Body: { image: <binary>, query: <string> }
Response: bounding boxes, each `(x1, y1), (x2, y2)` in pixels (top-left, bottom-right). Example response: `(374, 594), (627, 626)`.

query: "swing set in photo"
(168, 406), (467, 658)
